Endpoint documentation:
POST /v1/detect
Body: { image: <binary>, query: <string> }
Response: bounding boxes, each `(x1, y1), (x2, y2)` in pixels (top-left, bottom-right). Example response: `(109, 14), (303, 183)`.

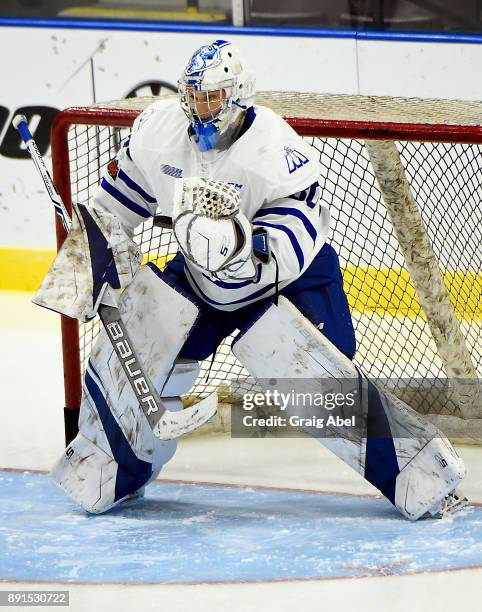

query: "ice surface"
(1, 471), (481, 585)
(1, 291), (481, 611)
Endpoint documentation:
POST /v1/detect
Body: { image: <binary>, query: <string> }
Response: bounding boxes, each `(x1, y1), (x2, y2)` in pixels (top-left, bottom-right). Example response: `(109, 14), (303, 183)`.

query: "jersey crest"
(284, 146), (309, 174)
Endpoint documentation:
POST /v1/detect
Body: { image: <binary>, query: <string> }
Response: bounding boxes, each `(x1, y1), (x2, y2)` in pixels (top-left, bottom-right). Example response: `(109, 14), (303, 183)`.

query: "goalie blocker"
(232, 297), (466, 521)
(33, 202), (141, 322)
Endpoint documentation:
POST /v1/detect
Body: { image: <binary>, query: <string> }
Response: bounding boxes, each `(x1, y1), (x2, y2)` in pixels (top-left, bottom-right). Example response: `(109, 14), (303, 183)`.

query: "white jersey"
(93, 98), (331, 311)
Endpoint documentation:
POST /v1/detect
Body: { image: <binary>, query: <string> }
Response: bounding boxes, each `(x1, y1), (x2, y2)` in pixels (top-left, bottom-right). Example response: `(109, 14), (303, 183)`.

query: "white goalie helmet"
(178, 39), (256, 151)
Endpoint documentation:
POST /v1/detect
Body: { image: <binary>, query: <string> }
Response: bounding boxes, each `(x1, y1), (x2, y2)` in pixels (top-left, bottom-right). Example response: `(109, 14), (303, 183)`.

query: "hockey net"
(50, 92), (482, 441)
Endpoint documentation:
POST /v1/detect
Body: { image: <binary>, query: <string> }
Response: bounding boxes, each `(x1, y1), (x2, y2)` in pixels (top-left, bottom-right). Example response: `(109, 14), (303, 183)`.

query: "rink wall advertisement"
(0, 23), (481, 290)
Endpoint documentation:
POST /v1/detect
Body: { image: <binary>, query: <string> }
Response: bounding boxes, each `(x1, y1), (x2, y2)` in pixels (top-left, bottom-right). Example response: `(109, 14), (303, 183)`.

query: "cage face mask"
(178, 39), (256, 151)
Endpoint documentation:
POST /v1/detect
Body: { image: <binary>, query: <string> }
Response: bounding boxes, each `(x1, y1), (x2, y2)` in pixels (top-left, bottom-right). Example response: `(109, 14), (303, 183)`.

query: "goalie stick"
(13, 114), (216, 440)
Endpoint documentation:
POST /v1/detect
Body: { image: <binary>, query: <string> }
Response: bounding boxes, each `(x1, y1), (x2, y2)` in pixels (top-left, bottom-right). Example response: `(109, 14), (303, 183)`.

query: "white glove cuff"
(215, 212), (257, 280)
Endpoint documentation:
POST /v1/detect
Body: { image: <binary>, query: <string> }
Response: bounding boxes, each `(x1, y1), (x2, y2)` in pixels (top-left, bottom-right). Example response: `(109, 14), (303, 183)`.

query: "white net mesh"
(59, 93), (482, 437)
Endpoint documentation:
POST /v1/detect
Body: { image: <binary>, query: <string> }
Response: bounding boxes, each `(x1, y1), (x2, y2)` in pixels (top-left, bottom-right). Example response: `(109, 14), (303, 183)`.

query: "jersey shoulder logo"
(284, 146), (309, 174)
(107, 159), (119, 180)
(137, 107), (156, 128)
(160, 163), (183, 178)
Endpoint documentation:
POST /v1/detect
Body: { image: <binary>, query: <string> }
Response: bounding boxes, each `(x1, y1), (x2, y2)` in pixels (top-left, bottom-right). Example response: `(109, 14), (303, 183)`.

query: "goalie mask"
(178, 39), (256, 152)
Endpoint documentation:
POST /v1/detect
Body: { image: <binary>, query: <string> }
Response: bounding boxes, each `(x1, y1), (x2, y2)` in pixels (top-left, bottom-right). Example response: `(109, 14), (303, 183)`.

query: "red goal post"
(50, 92), (482, 444)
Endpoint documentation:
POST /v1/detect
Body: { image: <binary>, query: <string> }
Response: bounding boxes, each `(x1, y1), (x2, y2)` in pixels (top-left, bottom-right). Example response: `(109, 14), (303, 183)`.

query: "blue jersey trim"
(1, 18), (480, 44)
(118, 169), (157, 204)
(202, 263), (262, 289)
(185, 265), (275, 307)
(235, 106), (257, 142)
(101, 178), (151, 219)
(254, 207), (317, 244)
(252, 221), (304, 272)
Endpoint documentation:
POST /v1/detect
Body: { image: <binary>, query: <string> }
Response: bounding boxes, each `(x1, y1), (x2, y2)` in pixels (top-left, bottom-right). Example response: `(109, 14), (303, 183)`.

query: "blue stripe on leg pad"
(85, 366), (152, 501)
(363, 376), (400, 504)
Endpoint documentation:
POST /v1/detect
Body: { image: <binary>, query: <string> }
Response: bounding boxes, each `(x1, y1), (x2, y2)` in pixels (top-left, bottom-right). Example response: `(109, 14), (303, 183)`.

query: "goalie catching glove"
(172, 177), (263, 280)
(33, 203), (141, 321)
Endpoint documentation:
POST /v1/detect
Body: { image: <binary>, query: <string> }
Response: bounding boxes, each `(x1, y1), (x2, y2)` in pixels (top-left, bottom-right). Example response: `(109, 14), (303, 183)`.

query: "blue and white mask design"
(185, 45), (221, 76)
(179, 40), (256, 152)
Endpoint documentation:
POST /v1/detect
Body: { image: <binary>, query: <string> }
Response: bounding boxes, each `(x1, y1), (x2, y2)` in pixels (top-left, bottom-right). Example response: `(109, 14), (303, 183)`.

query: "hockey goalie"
(35, 39), (467, 519)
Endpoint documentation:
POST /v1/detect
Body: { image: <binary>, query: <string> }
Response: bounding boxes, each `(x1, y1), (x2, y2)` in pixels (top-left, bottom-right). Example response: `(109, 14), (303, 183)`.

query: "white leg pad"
(51, 264), (200, 513)
(395, 436), (465, 521)
(52, 434), (124, 514)
(232, 297), (465, 520)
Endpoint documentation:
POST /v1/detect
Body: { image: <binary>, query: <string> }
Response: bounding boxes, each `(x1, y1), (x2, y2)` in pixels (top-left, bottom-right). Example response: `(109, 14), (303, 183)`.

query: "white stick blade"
(153, 392), (218, 440)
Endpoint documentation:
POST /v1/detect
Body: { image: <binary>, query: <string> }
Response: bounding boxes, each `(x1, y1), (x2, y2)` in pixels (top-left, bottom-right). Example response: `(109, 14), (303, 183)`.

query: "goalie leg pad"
(232, 296), (465, 520)
(51, 263), (200, 513)
(394, 436), (465, 521)
(51, 432), (152, 514)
